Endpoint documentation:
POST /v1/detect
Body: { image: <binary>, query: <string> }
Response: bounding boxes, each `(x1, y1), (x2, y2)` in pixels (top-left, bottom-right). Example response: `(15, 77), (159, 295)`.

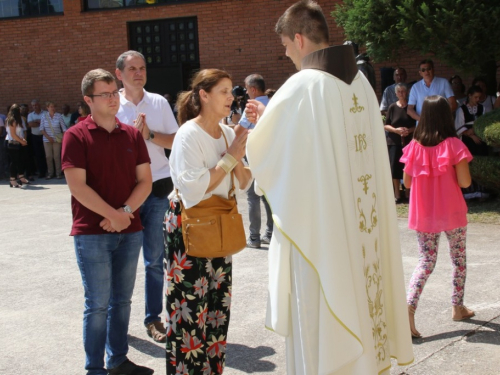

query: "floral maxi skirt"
(163, 199), (232, 375)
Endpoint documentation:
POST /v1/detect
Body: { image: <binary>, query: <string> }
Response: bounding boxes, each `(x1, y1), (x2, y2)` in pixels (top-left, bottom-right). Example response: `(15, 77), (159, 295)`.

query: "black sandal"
(10, 178), (20, 188)
(18, 175), (29, 185)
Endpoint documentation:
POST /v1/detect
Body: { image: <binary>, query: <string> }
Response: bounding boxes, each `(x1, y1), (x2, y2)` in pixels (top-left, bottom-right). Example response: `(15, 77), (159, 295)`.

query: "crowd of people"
(380, 61), (500, 203)
(0, 99), (99, 185)
(2, 1), (498, 374)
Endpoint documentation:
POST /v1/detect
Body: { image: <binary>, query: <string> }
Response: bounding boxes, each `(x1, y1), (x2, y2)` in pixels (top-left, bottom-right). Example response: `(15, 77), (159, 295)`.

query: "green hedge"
(469, 156), (500, 193)
(474, 108), (500, 147)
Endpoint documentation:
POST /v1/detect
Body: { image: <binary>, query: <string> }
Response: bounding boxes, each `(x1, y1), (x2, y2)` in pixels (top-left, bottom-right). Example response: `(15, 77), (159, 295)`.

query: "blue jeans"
(140, 191), (169, 325)
(247, 181), (273, 240)
(74, 231), (143, 375)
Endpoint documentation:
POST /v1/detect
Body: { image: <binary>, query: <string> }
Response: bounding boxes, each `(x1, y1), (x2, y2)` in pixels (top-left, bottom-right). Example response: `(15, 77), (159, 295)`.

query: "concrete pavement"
(0, 179), (499, 374)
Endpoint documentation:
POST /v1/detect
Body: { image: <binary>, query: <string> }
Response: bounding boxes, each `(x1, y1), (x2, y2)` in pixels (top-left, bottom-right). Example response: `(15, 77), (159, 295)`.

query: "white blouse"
(169, 120), (251, 209)
(6, 119), (26, 141)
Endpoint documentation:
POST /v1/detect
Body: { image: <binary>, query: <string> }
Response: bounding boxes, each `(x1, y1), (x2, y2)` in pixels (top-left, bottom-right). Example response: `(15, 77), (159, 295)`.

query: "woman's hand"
(470, 134), (482, 145)
(463, 129), (474, 137)
(227, 130), (249, 160)
(48, 136), (55, 144)
(20, 138), (28, 146)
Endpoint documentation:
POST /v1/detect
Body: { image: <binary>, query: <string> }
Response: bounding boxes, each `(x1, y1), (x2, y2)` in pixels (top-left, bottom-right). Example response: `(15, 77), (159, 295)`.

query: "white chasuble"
(247, 46), (414, 375)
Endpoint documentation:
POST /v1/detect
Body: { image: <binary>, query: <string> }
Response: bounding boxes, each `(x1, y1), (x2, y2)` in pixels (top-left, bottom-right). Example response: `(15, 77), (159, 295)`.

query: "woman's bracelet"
(217, 153), (238, 174)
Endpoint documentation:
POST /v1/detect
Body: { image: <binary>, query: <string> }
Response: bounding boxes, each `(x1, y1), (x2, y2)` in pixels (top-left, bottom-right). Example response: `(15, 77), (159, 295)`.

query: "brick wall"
(0, 0), (496, 114)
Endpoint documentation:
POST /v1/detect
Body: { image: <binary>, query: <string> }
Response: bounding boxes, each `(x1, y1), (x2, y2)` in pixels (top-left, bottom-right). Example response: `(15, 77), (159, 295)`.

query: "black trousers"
(32, 134), (47, 176)
(7, 145), (28, 178)
(25, 130), (37, 176)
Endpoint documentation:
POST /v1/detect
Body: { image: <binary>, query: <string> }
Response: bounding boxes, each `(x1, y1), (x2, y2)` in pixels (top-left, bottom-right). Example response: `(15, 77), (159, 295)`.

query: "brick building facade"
(0, 0), (487, 114)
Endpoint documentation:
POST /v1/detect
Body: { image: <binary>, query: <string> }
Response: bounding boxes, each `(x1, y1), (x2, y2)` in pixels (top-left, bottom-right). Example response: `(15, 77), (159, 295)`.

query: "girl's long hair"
(176, 69), (232, 125)
(413, 95), (457, 146)
(6, 104), (23, 128)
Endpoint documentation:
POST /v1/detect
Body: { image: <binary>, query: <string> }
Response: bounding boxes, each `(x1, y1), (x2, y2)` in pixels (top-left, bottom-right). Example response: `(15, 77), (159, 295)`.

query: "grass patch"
(396, 196), (500, 225)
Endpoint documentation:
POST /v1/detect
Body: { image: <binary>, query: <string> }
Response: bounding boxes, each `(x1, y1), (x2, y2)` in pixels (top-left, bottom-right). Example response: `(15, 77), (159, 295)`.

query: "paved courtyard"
(0, 179), (499, 374)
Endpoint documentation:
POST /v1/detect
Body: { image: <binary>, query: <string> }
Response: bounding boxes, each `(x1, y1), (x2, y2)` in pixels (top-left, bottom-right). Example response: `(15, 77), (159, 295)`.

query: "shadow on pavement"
(413, 329), (475, 345)
(18, 185), (50, 190)
(465, 319), (500, 345)
(226, 343), (276, 372)
(128, 334), (164, 358)
(413, 318), (500, 345)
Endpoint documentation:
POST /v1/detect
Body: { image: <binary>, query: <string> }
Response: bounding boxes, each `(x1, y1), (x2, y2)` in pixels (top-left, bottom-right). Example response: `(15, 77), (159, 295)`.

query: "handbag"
(179, 127), (246, 258)
(46, 114), (63, 143)
(7, 141), (21, 150)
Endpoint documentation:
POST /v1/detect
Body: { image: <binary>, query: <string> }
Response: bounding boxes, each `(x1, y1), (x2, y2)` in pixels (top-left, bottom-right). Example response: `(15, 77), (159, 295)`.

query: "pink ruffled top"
(400, 137), (473, 232)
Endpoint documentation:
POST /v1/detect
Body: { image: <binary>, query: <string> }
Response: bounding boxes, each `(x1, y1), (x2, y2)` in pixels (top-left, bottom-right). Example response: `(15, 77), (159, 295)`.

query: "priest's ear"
(293, 33), (304, 50)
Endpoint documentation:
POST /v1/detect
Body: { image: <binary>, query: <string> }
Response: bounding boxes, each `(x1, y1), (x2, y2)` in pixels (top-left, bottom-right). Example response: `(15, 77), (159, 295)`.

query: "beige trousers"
(43, 141), (62, 177)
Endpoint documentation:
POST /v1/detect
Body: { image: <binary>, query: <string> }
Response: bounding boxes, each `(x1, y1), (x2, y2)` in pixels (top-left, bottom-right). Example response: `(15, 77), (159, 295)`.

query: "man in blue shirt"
(235, 74), (273, 248)
(408, 59), (457, 122)
(380, 67), (407, 116)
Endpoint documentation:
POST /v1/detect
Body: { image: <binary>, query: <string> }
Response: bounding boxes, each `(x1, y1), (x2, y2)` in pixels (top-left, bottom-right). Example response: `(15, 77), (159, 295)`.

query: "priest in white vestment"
(246, 1), (414, 374)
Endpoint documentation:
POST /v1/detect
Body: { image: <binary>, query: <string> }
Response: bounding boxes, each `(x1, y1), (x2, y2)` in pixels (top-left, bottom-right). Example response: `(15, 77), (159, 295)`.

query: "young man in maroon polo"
(62, 69), (154, 375)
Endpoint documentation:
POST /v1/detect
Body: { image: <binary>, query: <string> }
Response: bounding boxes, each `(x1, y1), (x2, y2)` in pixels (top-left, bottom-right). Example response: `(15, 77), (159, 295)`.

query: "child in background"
(400, 95), (475, 338)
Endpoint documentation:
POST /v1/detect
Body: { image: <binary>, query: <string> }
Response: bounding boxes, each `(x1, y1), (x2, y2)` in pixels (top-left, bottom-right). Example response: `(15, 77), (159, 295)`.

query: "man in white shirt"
(27, 99), (48, 178)
(380, 67), (407, 116)
(115, 50), (178, 344)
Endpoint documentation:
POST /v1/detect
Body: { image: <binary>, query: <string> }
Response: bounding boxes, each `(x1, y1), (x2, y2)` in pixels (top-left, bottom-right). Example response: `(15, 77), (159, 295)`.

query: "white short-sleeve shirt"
(27, 111), (46, 136)
(117, 89), (179, 182)
(409, 77), (454, 116)
(169, 120), (250, 208)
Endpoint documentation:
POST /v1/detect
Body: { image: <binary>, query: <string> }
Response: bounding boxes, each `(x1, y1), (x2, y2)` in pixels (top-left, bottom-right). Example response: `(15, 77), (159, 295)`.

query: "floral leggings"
(164, 199), (232, 375)
(407, 227), (467, 309)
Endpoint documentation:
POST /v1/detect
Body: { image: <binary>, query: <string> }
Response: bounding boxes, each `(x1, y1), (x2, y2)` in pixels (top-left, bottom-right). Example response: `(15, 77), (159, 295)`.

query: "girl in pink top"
(400, 95), (474, 338)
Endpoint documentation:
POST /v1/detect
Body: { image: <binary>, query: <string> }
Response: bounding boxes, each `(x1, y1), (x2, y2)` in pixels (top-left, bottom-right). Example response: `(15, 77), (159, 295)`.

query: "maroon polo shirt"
(61, 116), (150, 236)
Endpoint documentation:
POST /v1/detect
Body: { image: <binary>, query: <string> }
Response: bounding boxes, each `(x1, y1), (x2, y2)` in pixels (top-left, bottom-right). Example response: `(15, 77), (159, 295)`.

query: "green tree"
(332, 0), (500, 92)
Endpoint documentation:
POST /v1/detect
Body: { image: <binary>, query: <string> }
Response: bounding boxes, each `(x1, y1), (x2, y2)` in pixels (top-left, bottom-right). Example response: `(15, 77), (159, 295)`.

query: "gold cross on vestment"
(350, 93), (365, 113)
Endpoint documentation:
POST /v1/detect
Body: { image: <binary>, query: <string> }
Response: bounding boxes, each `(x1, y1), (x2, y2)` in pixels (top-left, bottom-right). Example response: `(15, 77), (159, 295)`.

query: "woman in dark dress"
(385, 83), (416, 203)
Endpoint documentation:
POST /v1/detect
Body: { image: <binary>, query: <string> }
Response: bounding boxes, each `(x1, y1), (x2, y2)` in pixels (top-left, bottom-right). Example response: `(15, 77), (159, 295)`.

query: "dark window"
(0, 0), (63, 19)
(129, 17), (199, 68)
(85, 0), (215, 11)
(127, 17), (200, 96)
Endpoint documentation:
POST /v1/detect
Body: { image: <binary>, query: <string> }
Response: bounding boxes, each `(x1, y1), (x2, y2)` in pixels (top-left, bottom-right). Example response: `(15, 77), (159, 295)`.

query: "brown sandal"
(452, 305), (475, 321)
(408, 305), (422, 338)
(146, 321), (166, 343)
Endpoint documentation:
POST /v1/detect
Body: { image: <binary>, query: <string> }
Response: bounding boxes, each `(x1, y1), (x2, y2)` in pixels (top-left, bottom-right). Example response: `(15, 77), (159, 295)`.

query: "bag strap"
(219, 125), (236, 197)
(45, 113), (57, 136)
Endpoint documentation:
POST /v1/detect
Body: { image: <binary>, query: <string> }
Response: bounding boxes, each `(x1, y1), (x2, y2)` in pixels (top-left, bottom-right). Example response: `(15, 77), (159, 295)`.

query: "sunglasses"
(420, 68), (432, 72)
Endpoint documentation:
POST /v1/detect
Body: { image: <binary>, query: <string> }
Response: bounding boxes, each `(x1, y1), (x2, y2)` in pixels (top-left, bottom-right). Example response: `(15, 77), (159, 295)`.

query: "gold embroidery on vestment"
(354, 133), (368, 152)
(358, 174), (372, 195)
(363, 240), (388, 364)
(357, 192), (377, 233)
(350, 94), (365, 113)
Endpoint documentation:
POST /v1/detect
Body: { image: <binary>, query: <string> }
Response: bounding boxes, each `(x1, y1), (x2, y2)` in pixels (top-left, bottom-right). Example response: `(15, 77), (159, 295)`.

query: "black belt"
(152, 177), (173, 198)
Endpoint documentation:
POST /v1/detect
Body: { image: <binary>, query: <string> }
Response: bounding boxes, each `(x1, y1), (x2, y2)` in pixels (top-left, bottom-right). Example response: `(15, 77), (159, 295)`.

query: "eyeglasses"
(87, 91), (120, 99)
(420, 68), (432, 72)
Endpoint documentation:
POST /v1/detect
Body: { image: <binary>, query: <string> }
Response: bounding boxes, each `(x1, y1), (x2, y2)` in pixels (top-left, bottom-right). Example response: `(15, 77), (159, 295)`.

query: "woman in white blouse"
(163, 69), (252, 375)
(6, 104), (29, 188)
(39, 101), (67, 179)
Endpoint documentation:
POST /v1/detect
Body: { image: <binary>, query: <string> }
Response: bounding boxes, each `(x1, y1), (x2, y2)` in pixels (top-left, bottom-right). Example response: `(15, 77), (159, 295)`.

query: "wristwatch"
(122, 205), (133, 214)
(148, 131), (155, 140)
